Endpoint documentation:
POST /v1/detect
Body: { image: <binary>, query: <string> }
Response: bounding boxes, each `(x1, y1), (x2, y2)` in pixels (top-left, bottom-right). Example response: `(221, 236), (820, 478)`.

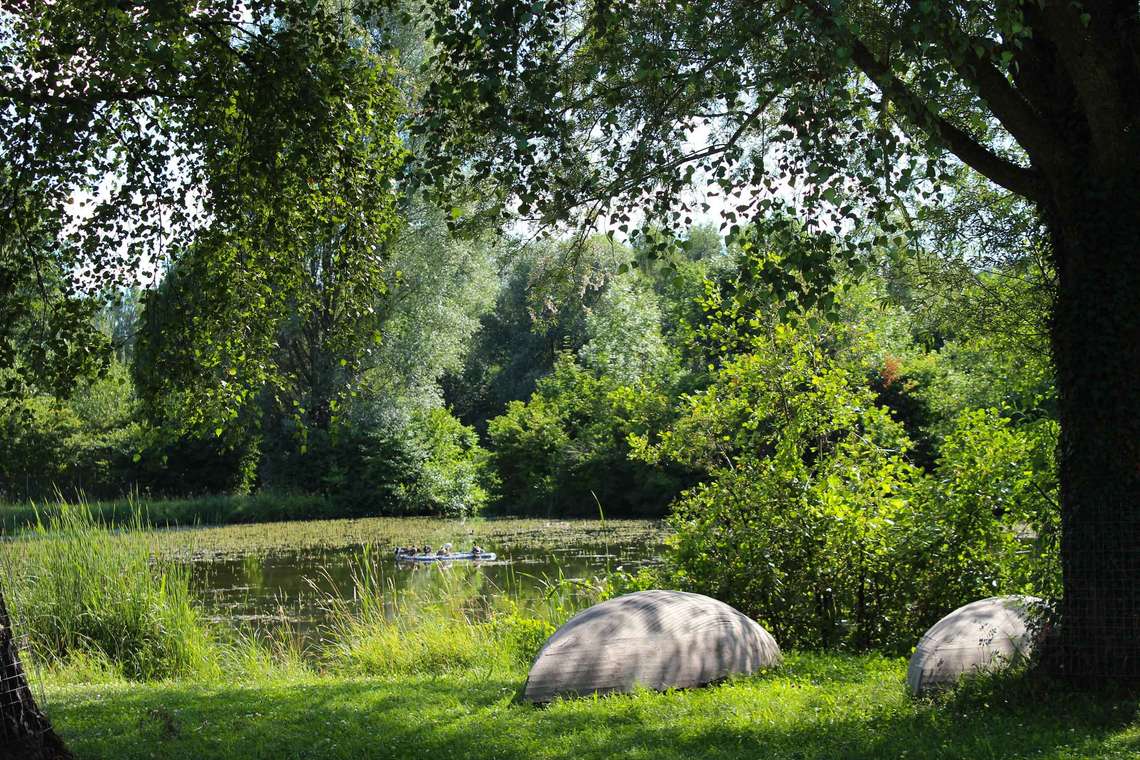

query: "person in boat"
(437, 542), (453, 556)
(421, 544), (432, 555)
(471, 545), (484, 556)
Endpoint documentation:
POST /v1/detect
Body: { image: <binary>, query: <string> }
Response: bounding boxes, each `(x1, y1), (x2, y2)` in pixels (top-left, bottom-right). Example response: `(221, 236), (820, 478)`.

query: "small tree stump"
(523, 590), (781, 703)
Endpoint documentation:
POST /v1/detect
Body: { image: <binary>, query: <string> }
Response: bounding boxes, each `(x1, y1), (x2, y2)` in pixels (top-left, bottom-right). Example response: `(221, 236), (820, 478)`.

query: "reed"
(1, 501), (219, 680)
(318, 546), (572, 676)
(2, 501), (656, 684)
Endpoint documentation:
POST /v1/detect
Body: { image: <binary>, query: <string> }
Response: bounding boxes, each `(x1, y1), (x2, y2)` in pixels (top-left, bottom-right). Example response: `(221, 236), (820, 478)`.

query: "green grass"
(40, 653), (1138, 760)
(0, 492), (341, 532)
(2, 503), (220, 680)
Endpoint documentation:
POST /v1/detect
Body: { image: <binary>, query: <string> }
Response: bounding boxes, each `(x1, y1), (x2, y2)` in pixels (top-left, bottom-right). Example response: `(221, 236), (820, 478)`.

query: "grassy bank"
(40, 653), (1139, 760)
(1, 504), (600, 683)
(0, 492), (342, 532)
(7, 506), (1138, 759)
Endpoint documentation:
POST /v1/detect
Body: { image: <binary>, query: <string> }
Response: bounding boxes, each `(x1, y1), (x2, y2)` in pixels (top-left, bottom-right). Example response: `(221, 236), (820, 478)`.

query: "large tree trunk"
(1045, 167), (1140, 688)
(0, 584), (71, 760)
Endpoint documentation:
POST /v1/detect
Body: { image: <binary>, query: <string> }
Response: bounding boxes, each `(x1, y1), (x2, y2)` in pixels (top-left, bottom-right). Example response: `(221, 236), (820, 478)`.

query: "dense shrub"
(647, 307), (1060, 652)
(888, 409), (1061, 627)
(262, 404), (490, 517)
(0, 360), (258, 502)
(0, 365), (142, 501)
(488, 355), (691, 516)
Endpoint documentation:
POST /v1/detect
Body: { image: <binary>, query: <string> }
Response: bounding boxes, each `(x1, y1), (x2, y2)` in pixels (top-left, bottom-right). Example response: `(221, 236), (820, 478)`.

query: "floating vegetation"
(145, 515), (665, 561)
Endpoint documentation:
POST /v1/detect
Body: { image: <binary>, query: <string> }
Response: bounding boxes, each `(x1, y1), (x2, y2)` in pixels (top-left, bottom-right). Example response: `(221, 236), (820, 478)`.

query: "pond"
(150, 517), (668, 633)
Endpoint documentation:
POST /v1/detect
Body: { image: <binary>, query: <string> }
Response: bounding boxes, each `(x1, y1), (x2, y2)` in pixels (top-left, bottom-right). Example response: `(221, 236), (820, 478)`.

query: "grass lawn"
(43, 653), (1139, 760)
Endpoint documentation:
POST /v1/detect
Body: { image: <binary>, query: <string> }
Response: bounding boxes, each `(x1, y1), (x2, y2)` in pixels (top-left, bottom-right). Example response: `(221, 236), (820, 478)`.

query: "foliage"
(444, 234), (633, 431)
(902, 410), (1061, 605)
(488, 354), (688, 516)
(263, 403), (490, 518)
(0, 359), (259, 502)
(634, 252), (1059, 650)
(649, 307), (920, 649)
(363, 200), (501, 408)
(579, 274), (673, 385)
(2, 0), (405, 412)
(0, 362), (141, 501)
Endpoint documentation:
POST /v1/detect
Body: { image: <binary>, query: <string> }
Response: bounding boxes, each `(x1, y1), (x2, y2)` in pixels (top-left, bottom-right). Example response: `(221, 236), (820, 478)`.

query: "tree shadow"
(45, 666), (1138, 760)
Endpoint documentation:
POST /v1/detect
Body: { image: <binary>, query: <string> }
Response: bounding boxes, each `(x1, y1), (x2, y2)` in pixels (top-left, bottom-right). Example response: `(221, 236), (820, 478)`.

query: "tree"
(443, 235), (625, 429)
(414, 0), (1140, 687)
(0, 593), (71, 760)
(0, 0), (402, 749)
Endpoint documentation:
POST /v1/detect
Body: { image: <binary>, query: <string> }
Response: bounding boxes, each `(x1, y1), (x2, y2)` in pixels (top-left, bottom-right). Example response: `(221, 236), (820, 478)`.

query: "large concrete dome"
(907, 595), (1043, 695)
(523, 589), (781, 703)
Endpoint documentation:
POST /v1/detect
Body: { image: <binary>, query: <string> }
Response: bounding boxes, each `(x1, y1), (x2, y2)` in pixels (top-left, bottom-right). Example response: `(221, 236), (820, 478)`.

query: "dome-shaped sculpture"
(907, 595), (1043, 695)
(523, 589), (781, 703)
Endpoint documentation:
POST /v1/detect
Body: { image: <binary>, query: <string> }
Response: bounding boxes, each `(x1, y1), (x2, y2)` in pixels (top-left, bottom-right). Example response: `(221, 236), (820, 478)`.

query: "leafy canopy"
(409, 0), (1131, 307)
(1, 1), (404, 422)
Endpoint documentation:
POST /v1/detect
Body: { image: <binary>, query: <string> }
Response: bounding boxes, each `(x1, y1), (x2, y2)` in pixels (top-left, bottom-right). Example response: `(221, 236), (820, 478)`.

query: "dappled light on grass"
(43, 654), (1138, 760)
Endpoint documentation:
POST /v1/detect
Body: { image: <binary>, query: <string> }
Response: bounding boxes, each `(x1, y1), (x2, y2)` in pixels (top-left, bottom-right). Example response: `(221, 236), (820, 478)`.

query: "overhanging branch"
(799, 1), (1046, 203)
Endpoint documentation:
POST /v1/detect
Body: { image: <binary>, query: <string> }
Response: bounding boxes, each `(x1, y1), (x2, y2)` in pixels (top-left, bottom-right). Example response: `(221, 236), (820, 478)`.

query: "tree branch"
(798, 0), (1046, 203)
(912, 2), (1070, 168)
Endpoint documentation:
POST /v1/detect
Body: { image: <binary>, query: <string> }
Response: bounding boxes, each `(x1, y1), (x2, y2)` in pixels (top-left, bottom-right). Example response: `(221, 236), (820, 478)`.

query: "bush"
(487, 355), (690, 516)
(263, 404), (491, 517)
(887, 409), (1061, 632)
(0, 363), (143, 502)
(651, 308), (1060, 652)
(665, 413), (925, 651)
(0, 359), (258, 503)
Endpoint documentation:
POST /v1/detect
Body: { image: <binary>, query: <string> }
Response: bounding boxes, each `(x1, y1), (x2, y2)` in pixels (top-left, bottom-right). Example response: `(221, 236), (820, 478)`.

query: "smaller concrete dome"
(523, 590), (780, 703)
(907, 595), (1043, 695)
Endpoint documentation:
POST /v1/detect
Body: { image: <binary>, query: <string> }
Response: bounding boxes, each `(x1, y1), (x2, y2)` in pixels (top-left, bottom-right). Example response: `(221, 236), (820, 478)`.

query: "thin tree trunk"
(0, 583), (71, 760)
(1045, 169), (1140, 687)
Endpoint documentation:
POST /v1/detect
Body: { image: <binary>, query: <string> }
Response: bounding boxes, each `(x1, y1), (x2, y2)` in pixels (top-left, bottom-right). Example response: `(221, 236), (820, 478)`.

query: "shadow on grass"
(46, 665), (1138, 760)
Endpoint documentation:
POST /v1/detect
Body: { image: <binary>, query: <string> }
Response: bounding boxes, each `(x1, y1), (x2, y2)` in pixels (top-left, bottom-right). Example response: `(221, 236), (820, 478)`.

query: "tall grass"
(316, 546), (622, 676)
(312, 548), (663, 678)
(0, 491), (341, 532)
(1, 502), (219, 680)
(2, 503), (657, 685)
(1, 507), (599, 683)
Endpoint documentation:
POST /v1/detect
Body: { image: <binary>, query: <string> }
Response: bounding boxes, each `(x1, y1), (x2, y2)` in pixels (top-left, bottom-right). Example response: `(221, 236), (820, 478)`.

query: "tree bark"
(0, 583), (71, 760)
(1043, 165), (1140, 687)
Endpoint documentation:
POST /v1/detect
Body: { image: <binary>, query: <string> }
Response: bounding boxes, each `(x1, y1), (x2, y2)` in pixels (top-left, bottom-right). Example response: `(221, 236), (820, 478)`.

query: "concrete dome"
(523, 589), (781, 703)
(907, 595), (1043, 695)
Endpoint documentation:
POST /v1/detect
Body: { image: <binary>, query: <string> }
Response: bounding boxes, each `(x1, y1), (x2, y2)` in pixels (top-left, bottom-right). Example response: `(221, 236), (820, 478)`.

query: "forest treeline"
(1, 209), (1060, 649)
(2, 213), (1056, 517)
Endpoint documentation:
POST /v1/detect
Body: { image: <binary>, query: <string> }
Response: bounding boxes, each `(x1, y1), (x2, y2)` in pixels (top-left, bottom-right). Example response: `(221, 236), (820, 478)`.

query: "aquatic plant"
(1, 502), (219, 680)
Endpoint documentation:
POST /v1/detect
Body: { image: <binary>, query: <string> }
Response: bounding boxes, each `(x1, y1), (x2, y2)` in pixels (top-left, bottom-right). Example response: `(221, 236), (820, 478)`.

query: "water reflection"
(182, 520), (665, 632)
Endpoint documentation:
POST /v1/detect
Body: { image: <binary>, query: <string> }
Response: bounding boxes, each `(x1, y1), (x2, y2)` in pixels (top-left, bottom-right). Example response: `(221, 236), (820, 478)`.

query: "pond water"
(154, 517), (667, 632)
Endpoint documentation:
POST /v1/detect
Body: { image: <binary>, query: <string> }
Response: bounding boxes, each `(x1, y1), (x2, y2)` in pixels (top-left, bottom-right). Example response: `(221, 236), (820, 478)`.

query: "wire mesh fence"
(0, 632), (52, 743)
